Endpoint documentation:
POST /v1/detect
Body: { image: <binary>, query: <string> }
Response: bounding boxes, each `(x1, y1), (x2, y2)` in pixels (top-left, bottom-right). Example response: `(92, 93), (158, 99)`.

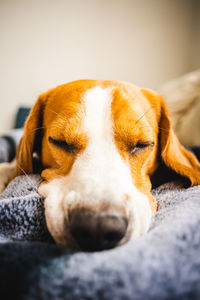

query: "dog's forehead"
(46, 80), (153, 123)
(43, 81), (157, 145)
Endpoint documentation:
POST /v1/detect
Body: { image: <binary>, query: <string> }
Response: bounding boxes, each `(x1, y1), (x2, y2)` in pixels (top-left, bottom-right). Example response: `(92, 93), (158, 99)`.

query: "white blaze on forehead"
(79, 86), (120, 184)
(83, 86), (113, 139)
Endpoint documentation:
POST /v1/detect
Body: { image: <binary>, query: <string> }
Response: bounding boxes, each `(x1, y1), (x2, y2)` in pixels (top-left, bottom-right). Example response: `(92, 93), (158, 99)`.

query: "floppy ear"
(159, 97), (200, 186)
(11, 92), (48, 178)
(142, 88), (200, 187)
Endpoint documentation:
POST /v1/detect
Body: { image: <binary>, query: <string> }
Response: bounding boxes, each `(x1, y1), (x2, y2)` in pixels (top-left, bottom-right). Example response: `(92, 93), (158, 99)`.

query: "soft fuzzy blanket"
(0, 175), (200, 300)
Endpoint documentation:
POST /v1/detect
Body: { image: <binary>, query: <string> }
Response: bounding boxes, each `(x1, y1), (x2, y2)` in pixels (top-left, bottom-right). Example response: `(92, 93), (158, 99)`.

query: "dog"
(1, 80), (200, 251)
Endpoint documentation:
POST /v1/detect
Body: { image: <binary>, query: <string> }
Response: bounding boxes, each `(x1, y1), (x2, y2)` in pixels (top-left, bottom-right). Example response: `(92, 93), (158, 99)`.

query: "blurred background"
(1, 0), (200, 135)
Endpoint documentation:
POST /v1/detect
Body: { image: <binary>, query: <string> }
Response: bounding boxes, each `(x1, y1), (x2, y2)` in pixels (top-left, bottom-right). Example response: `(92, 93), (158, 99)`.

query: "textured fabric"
(0, 175), (200, 299)
(0, 175), (52, 243)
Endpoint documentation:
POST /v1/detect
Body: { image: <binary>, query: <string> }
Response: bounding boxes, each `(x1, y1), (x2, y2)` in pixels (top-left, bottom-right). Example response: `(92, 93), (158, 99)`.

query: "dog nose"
(68, 209), (128, 251)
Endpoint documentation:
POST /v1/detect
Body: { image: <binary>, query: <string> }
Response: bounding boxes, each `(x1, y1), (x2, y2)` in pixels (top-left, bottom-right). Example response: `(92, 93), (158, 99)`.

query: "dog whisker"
(138, 125), (169, 133)
(16, 163), (38, 189)
(135, 107), (154, 123)
(22, 125), (67, 137)
(27, 126), (47, 133)
(46, 108), (68, 123)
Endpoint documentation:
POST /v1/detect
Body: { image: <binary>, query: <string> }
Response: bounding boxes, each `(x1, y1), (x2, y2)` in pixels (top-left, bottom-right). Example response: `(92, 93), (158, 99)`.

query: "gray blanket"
(0, 175), (200, 300)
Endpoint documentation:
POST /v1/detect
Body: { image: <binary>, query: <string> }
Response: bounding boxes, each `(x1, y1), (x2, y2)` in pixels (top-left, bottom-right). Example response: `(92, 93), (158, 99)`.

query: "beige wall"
(191, 0), (200, 69)
(0, 0), (199, 134)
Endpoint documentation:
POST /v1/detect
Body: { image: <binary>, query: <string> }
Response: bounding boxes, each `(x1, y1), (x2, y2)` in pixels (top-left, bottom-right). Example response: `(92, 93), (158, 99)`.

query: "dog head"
(12, 80), (200, 251)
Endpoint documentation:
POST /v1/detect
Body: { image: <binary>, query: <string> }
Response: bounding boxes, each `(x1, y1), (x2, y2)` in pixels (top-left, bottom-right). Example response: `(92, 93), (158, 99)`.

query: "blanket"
(0, 175), (200, 300)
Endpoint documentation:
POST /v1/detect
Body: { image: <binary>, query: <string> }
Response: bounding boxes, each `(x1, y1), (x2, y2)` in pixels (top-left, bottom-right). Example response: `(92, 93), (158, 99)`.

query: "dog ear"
(142, 88), (200, 186)
(11, 92), (48, 178)
(159, 97), (200, 186)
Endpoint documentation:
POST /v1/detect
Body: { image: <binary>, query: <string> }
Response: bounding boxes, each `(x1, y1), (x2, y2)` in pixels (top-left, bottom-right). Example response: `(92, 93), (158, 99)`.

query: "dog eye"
(129, 142), (155, 155)
(48, 137), (77, 154)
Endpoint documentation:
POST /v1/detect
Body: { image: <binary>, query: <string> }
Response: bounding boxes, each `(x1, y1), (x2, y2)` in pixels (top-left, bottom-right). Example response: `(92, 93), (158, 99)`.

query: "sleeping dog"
(0, 80), (200, 251)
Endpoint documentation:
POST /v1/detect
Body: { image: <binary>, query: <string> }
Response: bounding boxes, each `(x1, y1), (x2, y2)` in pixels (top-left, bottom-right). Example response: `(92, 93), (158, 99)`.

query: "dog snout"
(68, 209), (128, 251)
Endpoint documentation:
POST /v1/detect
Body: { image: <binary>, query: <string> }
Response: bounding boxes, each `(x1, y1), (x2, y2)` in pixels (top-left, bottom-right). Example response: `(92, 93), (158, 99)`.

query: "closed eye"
(48, 137), (77, 154)
(129, 142), (155, 155)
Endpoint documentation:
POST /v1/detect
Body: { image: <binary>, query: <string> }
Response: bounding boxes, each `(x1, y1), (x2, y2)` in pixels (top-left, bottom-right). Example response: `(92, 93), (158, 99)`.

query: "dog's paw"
(0, 161), (15, 194)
